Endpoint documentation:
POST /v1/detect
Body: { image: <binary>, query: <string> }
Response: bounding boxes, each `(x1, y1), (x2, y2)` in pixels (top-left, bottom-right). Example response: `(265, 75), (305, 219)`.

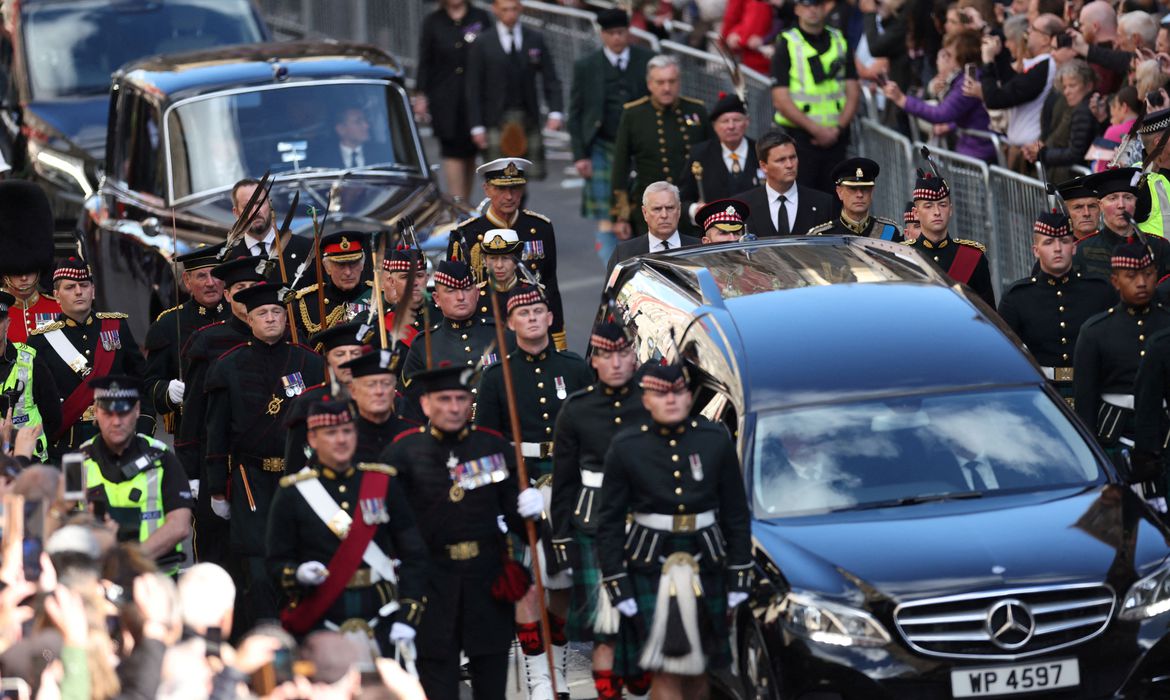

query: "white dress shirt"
(496, 21), (522, 52)
(766, 182), (798, 234)
(245, 229), (276, 258)
(648, 231), (682, 252)
(340, 144), (364, 168)
(602, 46), (630, 70)
(721, 139), (749, 175)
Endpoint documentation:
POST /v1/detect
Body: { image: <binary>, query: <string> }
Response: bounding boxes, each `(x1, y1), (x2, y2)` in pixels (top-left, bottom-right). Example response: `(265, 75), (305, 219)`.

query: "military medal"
(33, 313), (55, 329)
(447, 452), (464, 502)
(266, 394), (284, 416)
(555, 376), (567, 400)
(449, 484), (465, 502)
(360, 498), (389, 525)
(522, 240), (545, 261)
(282, 372), (306, 397)
(689, 453), (704, 481)
(99, 329), (121, 351)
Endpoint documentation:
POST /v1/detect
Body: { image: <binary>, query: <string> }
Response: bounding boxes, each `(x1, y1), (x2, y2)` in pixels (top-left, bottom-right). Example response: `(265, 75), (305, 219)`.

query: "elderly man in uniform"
(449, 158), (566, 349)
(339, 345), (414, 462)
(0, 181), (60, 343)
(1074, 168), (1170, 281)
(808, 158), (902, 240)
(81, 375), (192, 575)
(380, 364), (547, 700)
(549, 320), (650, 700)
(696, 199), (752, 244)
(475, 284), (592, 699)
(294, 231), (373, 336)
(998, 212), (1114, 403)
(143, 245), (227, 437)
(380, 244), (436, 350)
(611, 55), (713, 239)
(29, 257), (149, 457)
(0, 290), (61, 462)
(596, 359), (752, 700)
(678, 94), (759, 232)
(905, 171), (996, 307)
(204, 282), (324, 633)
(1057, 175), (1103, 242)
(267, 396), (427, 659)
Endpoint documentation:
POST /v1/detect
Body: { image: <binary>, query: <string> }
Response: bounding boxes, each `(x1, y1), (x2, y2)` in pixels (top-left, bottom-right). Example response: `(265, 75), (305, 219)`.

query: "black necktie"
(777, 195), (790, 236)
(660, 239), (671, 251)
(256, 240), (268, 257)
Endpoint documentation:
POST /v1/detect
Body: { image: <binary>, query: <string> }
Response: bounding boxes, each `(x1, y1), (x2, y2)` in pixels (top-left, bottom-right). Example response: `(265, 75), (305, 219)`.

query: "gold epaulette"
(875, 216), (899, 227)
(522, 209), (551, 223)
(806, 221), (833, 236)
(680, 95), (705, 106)
(456, 215), (481, 229)
(95, 312), (128, 319)
(29, 321), (64, 335)
(280, 468), (319, 487)
(954, 238), (987, 252)
(365, 280), (374, 288)
(623, 95), (649, 109)
(293, 284), (320, 300)
(154, 304), (182, 322)
(358, 463), (398, 476)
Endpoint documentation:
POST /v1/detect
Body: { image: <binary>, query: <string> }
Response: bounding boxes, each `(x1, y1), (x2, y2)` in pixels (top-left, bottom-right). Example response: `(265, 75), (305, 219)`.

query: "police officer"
(283, 321), (369, 472)
(267, 397), (427, 655)
(293, 231), (373, 336)
(998, 212), (1115, 402)
(695, 199), (752, 244)
(29, 257), (149, 456)
(204, 282), (324, 631)
(175, 255), (265, 566)
(474, 284), (591, 699)
(144, 245), (227, 437)
(449, 158), (567, 349)
(549, 320), (650, 700)
(0, 181), (60, 344)
(380, 364), (545, 700)
(611, 55), (712, 239)
(339, 345), (414, 462)
(81, 375), (192, 574)
(1136, 106), (1170, 240)
(807, 158), (902, 241)
(905, 171), (996, 307)
(0, 291), (60, 461)
(1074, 242), (1170, 458)
(380, 244), (437, 350)
(596, 360), (752, 698)
(1073, 168), (1170, 281)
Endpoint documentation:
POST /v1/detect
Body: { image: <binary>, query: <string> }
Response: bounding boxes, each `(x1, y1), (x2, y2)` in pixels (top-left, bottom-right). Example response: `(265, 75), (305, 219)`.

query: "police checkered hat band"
(307, 398), (353, 429)
(506, 284), (546, 314)
(90, 375), (141, 411)
(1033, 211), (1071, 238)
(53, 257), (91, 282)
(591, 320), (631, 352)
(1139, 107), (1170, 135)
(434, 259), (473, 290)
(94, 385), (139, 400)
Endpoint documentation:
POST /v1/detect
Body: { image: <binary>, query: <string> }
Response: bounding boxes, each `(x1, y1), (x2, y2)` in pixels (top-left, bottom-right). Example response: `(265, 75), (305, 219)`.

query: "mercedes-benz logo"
(985, 599), (1035, 650)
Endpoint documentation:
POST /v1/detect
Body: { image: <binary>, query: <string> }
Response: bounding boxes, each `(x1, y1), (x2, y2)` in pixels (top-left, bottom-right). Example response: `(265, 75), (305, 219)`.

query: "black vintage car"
(0, 0), (269, 223)
(78, 41), (470, 339)
(605, 236), (1170, 699)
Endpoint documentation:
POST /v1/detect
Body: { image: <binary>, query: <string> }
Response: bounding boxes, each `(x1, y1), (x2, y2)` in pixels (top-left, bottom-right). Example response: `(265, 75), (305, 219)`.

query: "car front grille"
(893, 583), (1115, 660)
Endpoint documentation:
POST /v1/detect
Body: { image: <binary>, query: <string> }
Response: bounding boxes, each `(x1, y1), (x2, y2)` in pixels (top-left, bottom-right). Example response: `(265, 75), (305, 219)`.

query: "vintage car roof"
(115, 41), (402, 101)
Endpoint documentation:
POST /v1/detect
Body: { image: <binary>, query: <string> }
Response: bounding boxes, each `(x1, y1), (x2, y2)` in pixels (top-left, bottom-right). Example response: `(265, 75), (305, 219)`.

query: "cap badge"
(339, 236), (352, 251)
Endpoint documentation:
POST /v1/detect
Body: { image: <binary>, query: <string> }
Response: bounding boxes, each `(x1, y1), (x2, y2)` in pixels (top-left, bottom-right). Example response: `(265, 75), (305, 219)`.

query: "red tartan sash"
(948, 246), (981, 285)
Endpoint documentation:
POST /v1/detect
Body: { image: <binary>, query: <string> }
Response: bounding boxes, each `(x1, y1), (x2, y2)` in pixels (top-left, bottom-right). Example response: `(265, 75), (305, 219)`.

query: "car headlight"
(779, 591), (891, 647)
(1120, 560), (1170, 621)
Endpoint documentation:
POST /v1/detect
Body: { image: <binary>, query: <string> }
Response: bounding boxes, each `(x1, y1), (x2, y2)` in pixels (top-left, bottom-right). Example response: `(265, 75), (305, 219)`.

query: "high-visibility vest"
(774, 26), (847, 129)
(2, 343), (46, 459)
(1139, 170), (1170, 238)
(83, 435), (183, 571)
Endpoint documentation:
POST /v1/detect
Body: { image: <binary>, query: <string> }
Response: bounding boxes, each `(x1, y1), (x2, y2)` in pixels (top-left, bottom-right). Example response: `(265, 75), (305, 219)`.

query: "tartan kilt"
(566, 532), (611, 643)
(581, 140), (614, 220)
(612, 566), (731, 677)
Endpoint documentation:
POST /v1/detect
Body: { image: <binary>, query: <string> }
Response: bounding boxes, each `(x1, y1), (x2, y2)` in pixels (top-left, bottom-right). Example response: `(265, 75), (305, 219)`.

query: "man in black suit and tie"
(467, 0), (564, 180)
(606, 181), (699, 275)
(314, 105), (396, 170)
(224, 178), (316, 288)
(678, 94), (760, 229)
(733, 130), (832, 237)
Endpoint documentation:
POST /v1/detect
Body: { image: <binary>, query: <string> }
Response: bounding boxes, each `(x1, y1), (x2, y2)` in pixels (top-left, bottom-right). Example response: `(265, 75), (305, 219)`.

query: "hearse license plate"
(951, 658), (1079, 697)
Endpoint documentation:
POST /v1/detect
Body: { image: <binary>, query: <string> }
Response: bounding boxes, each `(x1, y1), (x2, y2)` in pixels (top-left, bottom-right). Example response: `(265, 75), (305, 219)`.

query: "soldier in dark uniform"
(448, 157), (567, 349)
(1074, 243), (1170, 464)
(29, 257), (150, 457)
(1073, 168), (1170, 281)
(474, 284), (592, 699)
(267, 397), (427, 656)
(596, 360), (752, 697)
(998, 212), (1115, 402)
(380, 364), (546, 700)
(282, 321), (369, 472)
(338, 344), (413, 462)
(549, 320), (650, 700)
(1057, 175), (1102, 242)
(204, 282), (324, 634)
(695, 199), (752, 244)
(611, 55), (712, 239)
(143, 245), (227, 437)
(677, 94), (759, 233)
(1133, 328), (1170, 507)
(903, 201), (921, 242)
(293, 231), (373, 337)
(380, 244), (438, 351)
(904, 171), (996, 307)
(480, 228), (523, 295)
(807, 157), (902, 241)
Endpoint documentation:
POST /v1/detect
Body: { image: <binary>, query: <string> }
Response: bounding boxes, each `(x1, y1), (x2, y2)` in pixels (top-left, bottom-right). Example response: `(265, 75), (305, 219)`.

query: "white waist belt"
(521, 442), (551, 459)
(633, 511), (716, 531)
(1103, 393), (1135, 410)
(581, 470), (604, 488)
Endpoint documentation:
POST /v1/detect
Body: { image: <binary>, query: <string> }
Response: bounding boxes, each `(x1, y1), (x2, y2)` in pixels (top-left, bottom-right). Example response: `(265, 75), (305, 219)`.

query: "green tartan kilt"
(612, 566), (731, 677)
(566, 532), (612, 643)
(581, 140), (614, 220)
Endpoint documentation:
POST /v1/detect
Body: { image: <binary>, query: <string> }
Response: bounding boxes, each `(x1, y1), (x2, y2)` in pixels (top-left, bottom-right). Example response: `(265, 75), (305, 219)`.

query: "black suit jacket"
(733, 184), (833, 237)
(224, 231), (317, 289)
(466, 23), (563, 130)
(567, 45), (654, 160)
(310, 138), (397, 170)
(605, 233), (701, 276)
(678, 138), (760, 225)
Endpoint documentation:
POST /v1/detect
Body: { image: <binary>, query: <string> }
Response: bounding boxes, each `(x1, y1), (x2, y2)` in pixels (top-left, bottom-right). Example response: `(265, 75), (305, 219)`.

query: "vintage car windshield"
(23, 0), (264, 100)
(166, 81), (421, 200)
(752, 387), (1103, 518)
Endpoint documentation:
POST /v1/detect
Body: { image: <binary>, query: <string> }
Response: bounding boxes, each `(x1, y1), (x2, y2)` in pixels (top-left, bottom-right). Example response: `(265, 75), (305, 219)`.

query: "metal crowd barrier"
(989, 166), (1049, 291)
(853, 119), (915, 224)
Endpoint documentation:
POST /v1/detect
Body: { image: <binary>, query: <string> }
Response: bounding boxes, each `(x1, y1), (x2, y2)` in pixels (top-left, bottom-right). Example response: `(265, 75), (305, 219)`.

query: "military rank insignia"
(282, 372), (306, 397)
(689, 453), (704, 481)
(99, 328), (121, 351)
(360, 498), (389, 526)
(521, 240), (545, 261)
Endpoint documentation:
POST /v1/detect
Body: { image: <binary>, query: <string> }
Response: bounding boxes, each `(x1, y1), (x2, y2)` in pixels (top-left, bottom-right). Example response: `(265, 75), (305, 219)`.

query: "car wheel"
(740, 616), (781, 700)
